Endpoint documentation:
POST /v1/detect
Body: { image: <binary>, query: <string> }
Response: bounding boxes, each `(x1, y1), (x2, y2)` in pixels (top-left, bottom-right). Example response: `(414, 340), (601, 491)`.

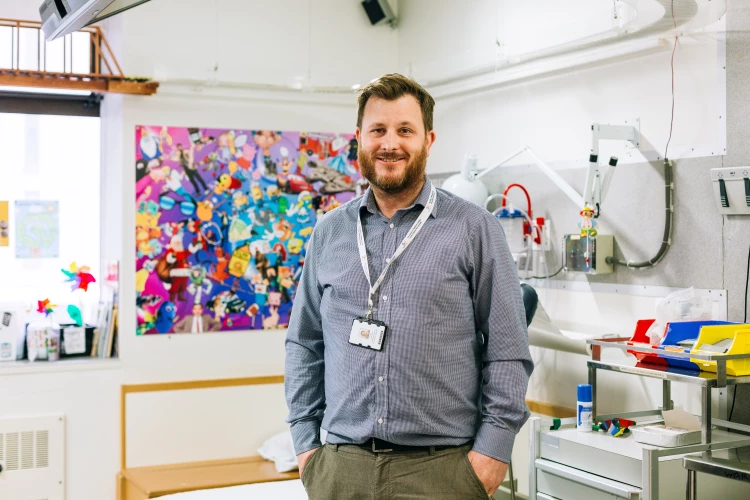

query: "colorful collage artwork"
(135, 126), (365, 335)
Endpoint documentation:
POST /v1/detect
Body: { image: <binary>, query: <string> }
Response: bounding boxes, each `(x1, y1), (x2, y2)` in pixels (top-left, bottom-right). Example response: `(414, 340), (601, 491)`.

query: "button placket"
(373, 220), (388, 431)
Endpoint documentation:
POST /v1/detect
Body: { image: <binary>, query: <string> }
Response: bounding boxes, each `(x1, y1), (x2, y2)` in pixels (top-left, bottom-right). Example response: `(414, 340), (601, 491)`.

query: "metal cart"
(683, 447), (750, 499)
(529, 338), (750, 500)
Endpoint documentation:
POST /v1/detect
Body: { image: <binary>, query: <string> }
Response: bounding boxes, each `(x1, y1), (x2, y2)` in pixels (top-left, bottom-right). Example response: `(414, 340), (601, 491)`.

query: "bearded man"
(285, 73), (533, 499)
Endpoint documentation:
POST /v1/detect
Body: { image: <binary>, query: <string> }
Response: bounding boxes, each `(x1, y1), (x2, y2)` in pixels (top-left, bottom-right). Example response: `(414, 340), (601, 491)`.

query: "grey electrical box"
(563, 234), (614, 275)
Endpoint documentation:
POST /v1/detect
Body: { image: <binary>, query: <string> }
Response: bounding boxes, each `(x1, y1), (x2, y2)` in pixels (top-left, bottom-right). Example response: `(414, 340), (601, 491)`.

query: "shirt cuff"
(290, 420), (322, 455)
(472, 423), (516, 463)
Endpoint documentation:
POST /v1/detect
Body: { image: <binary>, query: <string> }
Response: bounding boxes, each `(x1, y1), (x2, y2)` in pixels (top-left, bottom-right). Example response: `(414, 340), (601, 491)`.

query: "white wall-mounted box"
(710, 167), (750, 215)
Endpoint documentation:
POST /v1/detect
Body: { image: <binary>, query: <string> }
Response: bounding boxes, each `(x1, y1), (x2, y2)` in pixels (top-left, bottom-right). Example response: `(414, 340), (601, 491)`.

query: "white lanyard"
(356, 184), (437, 319)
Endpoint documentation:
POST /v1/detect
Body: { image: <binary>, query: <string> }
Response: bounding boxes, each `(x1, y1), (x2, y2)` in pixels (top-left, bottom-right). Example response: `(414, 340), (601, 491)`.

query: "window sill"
(0, 357), (122, 376)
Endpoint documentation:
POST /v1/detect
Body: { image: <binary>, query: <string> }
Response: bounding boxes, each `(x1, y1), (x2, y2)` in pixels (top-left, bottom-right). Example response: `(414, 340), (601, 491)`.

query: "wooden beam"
(526, 399), (576, 418)
(98, 30), (124, 77)
(92, 31), (100, 75)
(90, 31), (114, 76)
(108, 79), (159, 96)
(0, 73), (158, 95)
(121, 375), (284, 395)
(120, 384), (127, 471)
(0, 18), (45, 26)
(0, 74), (109, 92)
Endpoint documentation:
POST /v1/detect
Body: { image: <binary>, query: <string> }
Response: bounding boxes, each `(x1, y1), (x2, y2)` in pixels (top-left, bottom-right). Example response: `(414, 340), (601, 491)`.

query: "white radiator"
(0, 414), (65, 500)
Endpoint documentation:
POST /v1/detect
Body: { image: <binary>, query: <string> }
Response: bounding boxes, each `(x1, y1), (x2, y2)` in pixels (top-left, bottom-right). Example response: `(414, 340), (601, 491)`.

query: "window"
(0, 112), (101, 322)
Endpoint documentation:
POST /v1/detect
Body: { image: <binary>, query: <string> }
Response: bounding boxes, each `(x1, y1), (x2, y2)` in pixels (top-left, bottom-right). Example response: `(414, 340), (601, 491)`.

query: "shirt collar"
(359, 179), (437, 219)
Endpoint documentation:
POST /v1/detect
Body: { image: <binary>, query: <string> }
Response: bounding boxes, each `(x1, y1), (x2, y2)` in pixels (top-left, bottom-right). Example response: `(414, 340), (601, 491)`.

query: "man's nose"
(379, 129), (399, 151)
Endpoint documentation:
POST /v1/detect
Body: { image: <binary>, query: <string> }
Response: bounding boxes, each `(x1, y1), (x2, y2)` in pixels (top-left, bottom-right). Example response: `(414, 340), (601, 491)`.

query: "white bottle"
(577, 384), (593, 432)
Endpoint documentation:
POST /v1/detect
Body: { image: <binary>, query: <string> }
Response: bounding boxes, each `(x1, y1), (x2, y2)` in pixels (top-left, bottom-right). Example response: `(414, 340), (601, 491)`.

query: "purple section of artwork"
(135, 126), (365, 335)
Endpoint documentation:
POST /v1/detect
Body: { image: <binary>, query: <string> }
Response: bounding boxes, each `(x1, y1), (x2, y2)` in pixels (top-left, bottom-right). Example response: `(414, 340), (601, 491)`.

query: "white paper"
(662, 407), (702, 431)
(63, 327), (86, 355)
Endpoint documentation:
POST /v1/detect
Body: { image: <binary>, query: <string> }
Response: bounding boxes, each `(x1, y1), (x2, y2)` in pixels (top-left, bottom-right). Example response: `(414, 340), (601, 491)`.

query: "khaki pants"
(301, 443), (490, 500)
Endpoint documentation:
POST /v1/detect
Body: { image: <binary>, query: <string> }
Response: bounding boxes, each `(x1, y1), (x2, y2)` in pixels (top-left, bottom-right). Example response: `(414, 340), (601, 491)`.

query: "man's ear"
(425, 130), (436, 157)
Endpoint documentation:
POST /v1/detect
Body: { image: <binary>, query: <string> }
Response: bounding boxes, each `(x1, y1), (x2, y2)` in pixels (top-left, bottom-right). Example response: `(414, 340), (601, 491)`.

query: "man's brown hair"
(357, 73), (435, 133)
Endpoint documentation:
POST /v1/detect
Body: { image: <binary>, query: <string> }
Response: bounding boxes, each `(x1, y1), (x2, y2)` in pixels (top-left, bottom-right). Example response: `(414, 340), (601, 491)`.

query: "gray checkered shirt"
(285, 179), (533, 463)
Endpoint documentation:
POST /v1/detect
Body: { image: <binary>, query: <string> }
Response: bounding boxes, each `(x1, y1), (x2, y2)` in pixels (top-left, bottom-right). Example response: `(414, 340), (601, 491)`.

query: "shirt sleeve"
(284, 228), (326, 455)
(469, 214), (534, 463)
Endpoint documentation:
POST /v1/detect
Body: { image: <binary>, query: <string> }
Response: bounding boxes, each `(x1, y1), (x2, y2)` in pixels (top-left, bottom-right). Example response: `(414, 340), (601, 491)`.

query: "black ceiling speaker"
(361, 0), (397, 28)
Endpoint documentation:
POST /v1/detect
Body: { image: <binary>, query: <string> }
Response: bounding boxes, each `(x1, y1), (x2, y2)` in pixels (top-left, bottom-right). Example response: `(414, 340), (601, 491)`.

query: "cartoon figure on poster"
(135, 126), (364, 335)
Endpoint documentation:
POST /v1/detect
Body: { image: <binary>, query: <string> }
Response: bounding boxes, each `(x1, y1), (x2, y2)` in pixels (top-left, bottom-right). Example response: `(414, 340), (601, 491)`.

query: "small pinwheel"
(62, 262), (97, 292)
(37, 298), (56, 316)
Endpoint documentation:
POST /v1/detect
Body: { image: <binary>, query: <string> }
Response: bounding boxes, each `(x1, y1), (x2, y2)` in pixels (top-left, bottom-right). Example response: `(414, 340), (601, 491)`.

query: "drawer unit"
(531, 421), (750, 500)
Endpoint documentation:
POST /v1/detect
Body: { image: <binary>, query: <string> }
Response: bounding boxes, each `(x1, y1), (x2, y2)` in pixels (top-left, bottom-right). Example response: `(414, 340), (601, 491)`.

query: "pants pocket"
(462, 453), (490, 498)
(300, 445), (325, 486)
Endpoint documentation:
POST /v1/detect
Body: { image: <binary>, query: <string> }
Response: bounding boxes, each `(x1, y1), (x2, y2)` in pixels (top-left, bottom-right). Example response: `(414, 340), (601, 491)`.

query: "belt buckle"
(371, 438), (393, 453)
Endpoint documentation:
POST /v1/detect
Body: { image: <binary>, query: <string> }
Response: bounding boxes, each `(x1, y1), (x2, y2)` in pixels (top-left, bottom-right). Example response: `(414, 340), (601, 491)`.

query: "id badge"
(349, 317), (388, 351)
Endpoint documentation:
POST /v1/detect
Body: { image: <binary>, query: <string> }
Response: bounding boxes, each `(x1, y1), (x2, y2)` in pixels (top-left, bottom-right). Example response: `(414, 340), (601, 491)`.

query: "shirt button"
(389, 223), (394, 228)
(377, 418), (384, 424)
(386, 258), (391, 263)
(378, 376), (384, 383)
(382, 295), (388, 301)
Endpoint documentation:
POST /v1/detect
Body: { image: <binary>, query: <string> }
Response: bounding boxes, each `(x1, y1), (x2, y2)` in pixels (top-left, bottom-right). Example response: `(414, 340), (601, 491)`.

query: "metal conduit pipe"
(606, 159), (674, 269)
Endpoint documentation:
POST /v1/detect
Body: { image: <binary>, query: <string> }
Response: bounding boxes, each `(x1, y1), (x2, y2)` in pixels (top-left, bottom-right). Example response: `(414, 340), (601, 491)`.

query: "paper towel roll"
(527, 302), (592, 356)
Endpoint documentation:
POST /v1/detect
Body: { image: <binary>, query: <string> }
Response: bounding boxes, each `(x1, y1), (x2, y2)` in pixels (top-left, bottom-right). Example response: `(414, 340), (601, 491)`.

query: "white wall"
(400, 0), (725, 172)
(0, 2), (40, 20)
(123, 0), (399, 88)
(0, 363), (123, 500)
(397, 0), (638, 81)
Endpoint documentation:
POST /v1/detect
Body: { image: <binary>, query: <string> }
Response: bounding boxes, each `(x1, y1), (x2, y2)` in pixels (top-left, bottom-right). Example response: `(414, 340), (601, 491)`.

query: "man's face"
(192, 304), (203, 316)
(356, 95), (436, 195)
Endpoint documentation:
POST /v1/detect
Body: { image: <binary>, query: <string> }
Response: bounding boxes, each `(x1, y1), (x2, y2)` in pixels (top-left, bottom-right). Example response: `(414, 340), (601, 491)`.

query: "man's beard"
(359, 143), (428, 195)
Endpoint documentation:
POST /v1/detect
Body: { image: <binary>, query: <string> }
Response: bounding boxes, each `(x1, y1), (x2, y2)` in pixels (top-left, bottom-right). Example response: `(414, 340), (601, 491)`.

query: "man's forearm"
(284, 338), (325, 454)
(473, 359), (532, 462)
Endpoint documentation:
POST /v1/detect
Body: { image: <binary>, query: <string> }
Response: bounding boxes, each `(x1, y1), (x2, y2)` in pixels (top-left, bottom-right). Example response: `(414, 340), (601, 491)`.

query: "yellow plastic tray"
(690, 324), (750, 376)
